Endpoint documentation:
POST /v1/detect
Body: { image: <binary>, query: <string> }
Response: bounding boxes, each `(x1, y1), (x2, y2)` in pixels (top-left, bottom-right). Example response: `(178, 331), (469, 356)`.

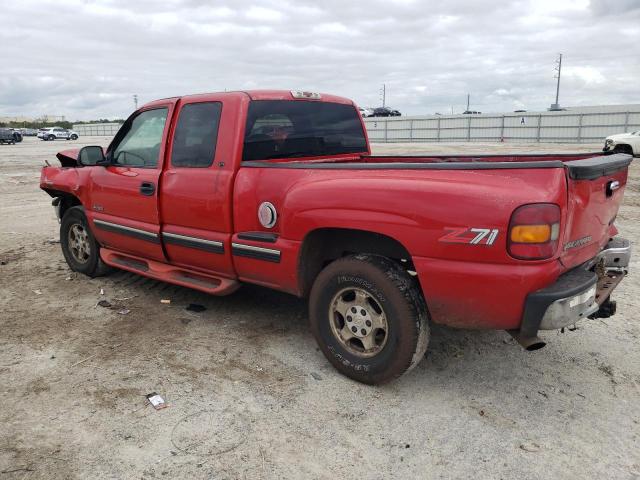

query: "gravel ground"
(1, 137), (639, 479)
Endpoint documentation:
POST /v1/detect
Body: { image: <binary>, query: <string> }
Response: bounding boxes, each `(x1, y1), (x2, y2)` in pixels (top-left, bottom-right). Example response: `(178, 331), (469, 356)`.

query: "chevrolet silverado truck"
(40, 90), (633, 384)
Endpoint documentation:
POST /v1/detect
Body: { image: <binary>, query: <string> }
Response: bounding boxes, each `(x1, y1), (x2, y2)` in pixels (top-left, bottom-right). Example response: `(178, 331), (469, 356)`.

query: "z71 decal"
(439, 227), (499, 246)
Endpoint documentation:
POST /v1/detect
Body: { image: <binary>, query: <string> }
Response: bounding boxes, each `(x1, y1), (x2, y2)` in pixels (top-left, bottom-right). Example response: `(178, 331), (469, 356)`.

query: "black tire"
(70, 134), (78, 140)
(60, 206), (112, 277)
(309, 254), (429, 384)
(48, 135), (55, 141)
(613, 144), (633, 155)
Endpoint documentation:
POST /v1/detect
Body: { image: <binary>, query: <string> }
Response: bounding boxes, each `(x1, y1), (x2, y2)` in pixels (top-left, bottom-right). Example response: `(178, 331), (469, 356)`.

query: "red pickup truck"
(40, 90), (632, 384)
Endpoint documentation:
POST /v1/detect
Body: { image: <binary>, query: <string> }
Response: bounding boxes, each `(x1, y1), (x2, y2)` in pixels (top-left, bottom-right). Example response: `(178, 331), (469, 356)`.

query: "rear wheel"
(60, 206), (112, 277)
(309, 254), (429, 384)
(48, 135), (55, 141)
(70, 134), (78, 140)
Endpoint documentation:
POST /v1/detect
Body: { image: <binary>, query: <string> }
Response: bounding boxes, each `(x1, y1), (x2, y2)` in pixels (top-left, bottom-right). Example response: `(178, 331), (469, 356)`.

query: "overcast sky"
(1, 0), (639, 120)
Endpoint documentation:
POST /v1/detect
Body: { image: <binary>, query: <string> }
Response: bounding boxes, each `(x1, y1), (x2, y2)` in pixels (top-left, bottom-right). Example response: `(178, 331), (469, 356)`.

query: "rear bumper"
(519, 237), (630, 337)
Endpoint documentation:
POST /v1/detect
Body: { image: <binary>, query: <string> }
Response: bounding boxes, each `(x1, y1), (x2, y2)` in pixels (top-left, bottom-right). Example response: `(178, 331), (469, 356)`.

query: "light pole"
(550, 54), (563, 111)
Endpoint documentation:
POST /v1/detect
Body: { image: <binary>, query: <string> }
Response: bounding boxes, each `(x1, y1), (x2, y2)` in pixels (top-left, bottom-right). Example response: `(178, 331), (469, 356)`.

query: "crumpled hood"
(56, 149), (80, 167)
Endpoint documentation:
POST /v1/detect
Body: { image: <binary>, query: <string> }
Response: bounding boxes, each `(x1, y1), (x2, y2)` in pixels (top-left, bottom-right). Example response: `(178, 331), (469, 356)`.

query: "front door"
(87, 105), (174, 262)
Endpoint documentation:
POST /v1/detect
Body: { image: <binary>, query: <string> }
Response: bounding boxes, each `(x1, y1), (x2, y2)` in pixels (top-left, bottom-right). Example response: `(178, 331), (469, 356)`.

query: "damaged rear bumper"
(512, 237), (630, 346)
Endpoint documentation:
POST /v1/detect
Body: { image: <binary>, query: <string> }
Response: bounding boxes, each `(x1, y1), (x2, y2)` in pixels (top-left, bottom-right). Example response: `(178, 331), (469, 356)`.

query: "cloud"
(0, 0), (638, 120)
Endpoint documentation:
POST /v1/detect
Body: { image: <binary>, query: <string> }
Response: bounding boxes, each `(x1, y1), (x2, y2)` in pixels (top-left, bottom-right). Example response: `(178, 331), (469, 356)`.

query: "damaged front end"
(55, 149), (81, 167)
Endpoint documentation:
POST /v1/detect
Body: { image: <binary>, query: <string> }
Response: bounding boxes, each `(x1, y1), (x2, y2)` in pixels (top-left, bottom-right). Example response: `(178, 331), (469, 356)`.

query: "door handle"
(140, 182), (155, 196)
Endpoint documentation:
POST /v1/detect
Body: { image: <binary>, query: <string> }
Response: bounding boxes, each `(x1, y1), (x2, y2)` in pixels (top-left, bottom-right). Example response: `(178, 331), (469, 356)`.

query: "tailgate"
(561, 153), (633, 268)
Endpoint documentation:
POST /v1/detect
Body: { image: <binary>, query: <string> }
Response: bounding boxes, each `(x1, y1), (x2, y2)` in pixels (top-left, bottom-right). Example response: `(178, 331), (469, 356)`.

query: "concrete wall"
(365, 106), (640, 144)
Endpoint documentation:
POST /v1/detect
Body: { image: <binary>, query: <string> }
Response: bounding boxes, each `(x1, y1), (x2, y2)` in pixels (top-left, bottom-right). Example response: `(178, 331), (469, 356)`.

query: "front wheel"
(70, 134), (78, 140)
(613, 144), (633, 155)
(309, 254), (429, 384)
(60, 206), (111, 277)
(48, 135), (55, 141)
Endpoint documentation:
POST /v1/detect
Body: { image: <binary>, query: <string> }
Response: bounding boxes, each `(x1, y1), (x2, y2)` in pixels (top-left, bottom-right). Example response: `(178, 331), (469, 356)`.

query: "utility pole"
(380, 84), (386, 107)
(550, 54), (563, 111)
(133, 94), (138, 110)
(466, 93), (470, 113)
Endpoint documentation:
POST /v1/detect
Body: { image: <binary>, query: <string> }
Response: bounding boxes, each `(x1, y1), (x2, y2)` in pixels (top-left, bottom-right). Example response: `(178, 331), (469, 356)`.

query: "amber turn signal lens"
(510, 225), (551, 243)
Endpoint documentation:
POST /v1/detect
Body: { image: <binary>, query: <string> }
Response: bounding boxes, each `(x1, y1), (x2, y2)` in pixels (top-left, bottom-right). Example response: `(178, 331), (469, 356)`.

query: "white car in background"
(38, 127), (79, 141)
(603, 130), (639, 156)
(358, 107), (374, 118)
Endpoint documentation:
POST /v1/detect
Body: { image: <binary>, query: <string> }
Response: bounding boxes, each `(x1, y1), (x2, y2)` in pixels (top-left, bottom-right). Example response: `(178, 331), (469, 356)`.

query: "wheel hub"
(346, 305), (373, 337)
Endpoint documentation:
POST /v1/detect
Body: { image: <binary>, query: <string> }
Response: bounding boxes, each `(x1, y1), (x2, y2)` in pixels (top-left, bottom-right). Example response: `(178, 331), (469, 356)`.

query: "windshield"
(243, 100), (367, 161)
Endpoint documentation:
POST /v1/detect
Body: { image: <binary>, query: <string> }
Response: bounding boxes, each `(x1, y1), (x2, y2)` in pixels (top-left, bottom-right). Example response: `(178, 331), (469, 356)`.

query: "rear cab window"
(242, 100), (367, 161)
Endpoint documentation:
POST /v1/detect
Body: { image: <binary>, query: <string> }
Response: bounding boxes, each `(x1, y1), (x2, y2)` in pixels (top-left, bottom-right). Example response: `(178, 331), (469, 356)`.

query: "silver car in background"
(38, 127), (79, 141)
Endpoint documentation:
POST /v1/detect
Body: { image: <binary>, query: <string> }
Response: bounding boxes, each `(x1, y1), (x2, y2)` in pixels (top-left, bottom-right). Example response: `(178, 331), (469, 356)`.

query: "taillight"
(508, 203), (561, 260)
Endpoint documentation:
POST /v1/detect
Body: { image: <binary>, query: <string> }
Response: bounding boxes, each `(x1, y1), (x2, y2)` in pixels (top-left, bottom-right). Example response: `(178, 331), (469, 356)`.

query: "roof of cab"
(142, 90), (354, 109)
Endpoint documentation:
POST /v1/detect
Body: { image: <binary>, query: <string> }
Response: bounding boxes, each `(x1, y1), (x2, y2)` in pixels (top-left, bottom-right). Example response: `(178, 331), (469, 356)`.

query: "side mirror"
(78, 146), (107, 166)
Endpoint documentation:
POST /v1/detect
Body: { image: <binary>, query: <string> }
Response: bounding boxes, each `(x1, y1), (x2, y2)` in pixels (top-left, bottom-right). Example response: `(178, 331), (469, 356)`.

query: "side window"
(112, 108), (168, 167)
(171, 102), (222, 168)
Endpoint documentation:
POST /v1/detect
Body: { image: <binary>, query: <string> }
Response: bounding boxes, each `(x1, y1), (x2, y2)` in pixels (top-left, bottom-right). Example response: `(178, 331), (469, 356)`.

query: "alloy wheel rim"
(68, 223), (91, 264)
(328, 287), (388, 357)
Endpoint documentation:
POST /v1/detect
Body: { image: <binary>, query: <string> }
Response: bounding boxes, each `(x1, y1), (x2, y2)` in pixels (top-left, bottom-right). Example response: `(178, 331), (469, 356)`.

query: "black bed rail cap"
(565, 153), (633, 180)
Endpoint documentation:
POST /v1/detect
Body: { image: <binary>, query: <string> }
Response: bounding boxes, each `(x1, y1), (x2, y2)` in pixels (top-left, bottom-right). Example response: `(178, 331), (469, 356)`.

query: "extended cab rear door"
(87, 101), (176, 262)
(158, 94), (239, 277)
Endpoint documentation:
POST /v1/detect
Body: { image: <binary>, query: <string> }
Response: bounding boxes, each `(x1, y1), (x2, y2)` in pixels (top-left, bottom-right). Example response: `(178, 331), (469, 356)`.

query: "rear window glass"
(242, 100), (367, 161)
(171, 102), (222, 168)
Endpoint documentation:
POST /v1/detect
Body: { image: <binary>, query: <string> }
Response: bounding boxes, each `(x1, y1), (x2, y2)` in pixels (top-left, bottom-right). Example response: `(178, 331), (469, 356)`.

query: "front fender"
(40, 166), (85, 201)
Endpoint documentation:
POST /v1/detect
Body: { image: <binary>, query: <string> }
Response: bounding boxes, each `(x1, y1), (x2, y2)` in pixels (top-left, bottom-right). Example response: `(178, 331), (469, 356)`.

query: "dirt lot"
(1, 137), (639, 479)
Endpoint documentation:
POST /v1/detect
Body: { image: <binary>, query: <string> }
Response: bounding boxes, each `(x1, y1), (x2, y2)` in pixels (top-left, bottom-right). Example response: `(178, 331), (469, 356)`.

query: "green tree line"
(0, 118), (125, 129)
